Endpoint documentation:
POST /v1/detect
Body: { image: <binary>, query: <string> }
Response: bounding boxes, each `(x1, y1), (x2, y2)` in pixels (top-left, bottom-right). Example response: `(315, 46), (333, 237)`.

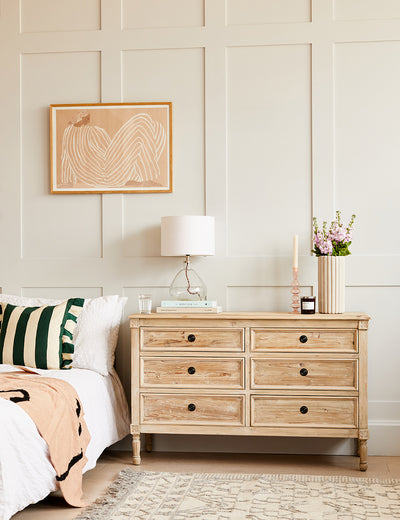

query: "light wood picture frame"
(50, 102), (172, 194)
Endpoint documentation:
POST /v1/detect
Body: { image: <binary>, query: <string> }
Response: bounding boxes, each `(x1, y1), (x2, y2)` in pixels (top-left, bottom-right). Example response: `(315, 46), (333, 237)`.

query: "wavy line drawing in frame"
(50, 102), (172, 194)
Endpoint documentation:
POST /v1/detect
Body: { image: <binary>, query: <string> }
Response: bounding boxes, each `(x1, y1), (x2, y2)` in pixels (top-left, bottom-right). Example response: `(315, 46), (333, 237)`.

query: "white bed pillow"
(0, 294), (127, 376)
(0, 294), (62, 307)
(73, 295), (127, 375)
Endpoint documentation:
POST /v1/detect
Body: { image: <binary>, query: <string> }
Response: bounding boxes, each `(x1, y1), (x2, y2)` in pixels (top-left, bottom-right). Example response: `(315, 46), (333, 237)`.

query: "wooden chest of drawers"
(129, 312), (370, 470)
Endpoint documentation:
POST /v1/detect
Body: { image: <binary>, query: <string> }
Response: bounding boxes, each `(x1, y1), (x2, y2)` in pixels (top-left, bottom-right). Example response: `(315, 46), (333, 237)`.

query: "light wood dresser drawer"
(141, 394), (245, 425)
(251, 358), (357, 390)
(251, 329), (357, 353)
(141, 357), (244, 389)
(141, 327), (244, 352)
(251, 396), (358, 428)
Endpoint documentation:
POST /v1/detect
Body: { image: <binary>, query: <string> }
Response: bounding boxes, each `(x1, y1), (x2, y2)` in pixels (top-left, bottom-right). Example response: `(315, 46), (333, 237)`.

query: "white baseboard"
(368, 421), (400, 456)
(110, 422), (400, 456)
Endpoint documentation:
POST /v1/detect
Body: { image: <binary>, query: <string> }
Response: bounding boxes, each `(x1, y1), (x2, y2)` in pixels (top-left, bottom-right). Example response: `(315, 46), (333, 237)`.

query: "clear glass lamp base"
(169, 257), (207, 301)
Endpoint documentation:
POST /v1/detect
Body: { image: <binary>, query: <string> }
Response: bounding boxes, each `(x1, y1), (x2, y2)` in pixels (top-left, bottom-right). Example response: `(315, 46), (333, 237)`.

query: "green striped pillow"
(0, 298), (84, 369)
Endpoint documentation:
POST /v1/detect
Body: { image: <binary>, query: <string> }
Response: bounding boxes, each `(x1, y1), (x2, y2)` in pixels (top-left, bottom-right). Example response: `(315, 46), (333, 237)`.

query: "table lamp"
(161, 215), (215, 300)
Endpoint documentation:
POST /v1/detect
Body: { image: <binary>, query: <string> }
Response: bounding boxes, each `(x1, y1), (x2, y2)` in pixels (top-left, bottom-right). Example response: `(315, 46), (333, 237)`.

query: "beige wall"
(0, 0), (399, 455)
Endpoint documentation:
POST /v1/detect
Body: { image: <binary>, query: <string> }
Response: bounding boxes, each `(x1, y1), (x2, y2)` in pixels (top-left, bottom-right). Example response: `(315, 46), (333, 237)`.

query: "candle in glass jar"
(293, 234), (298, 269)
(301, 296), (316, 314)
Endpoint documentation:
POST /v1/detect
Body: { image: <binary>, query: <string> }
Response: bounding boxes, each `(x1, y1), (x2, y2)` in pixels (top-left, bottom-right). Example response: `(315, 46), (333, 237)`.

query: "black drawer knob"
(300, 368), (308, 377)
(188, 366), (196, 375)
(300, 406), (308, 414)
(188, 403), (196, 412)
(299, 335), (308, 343)
(187, 334), (196, 342)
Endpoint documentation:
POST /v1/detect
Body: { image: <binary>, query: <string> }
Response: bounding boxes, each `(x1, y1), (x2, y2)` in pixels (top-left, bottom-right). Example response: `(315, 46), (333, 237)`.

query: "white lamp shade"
(161, 216), (215, 256)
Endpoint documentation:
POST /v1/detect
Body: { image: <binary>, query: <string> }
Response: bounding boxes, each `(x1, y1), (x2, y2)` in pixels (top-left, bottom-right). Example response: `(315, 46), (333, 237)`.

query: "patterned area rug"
(75, 469), (400, 520)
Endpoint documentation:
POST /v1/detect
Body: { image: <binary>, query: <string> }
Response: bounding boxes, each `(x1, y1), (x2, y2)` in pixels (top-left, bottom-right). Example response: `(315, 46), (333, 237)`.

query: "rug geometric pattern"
(75, 469), (400, 520)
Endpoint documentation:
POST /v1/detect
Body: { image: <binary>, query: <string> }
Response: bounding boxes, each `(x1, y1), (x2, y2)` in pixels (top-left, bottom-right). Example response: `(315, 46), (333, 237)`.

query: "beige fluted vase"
(318, 256), (345, 313)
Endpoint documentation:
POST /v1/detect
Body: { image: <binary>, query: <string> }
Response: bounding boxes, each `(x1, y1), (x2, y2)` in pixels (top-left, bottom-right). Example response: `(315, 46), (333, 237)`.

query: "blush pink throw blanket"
(0, 369), (91, 507)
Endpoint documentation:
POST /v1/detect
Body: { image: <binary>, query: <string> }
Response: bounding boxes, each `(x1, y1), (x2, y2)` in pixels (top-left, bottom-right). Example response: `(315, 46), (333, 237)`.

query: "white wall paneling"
(335, 41), (400, 255)
(227, 286), (314, 312)
(20, 0), (101, 33)
(226, 44), (311, 258)
(122, 0), (205, 29)
(21, 51), (102, 259)
(204, 1), (228, 262)
(346, 286), (400, 453)
(1, 0), (400, 455)
(346, 286), (400, 402)
(20, 287), (103, 299)
(334, 0), (400, 21)
(310, 1), (335, 221)
(122, 48), (205, 257)
(0, 2), (24, 269)
(226, 0), (311, 26)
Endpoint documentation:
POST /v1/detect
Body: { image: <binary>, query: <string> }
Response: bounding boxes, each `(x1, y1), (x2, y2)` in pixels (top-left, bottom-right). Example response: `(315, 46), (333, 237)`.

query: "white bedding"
(0, 364), (130, 520)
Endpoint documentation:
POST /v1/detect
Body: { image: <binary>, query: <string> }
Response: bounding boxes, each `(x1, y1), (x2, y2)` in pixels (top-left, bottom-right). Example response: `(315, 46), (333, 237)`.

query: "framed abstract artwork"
(50, 102), (172, 194)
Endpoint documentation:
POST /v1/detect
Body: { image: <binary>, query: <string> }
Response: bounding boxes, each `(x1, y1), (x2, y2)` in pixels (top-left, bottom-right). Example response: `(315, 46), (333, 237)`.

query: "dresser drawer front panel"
(251, 329), (357, 352)
(251, 396), (358, 428)
(141, 394), (245, 425)
(251, 358), (357, 390)
(141, 358), (244, 389)
(141, 328), (244, 352)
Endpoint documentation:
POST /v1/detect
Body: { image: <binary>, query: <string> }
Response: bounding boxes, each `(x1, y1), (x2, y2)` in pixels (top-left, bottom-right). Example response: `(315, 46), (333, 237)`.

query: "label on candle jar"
(302, 302), (315, 310)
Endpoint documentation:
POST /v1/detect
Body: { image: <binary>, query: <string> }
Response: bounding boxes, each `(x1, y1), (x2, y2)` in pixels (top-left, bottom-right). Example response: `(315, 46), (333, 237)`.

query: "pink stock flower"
(312, 211), (355, 257)
(329, 222), (348, 243)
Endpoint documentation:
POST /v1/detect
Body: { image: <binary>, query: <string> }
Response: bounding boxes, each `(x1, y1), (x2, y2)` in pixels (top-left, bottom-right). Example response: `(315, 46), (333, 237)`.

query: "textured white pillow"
(0, 294), (127, 376)
(73, 295), (127, 375)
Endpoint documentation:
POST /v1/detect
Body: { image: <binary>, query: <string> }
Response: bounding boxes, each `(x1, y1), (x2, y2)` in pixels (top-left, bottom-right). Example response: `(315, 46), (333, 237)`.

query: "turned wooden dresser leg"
(359, 439), (368, 471)
(132, 433), (141, 465)
(145, 433), (153, 453)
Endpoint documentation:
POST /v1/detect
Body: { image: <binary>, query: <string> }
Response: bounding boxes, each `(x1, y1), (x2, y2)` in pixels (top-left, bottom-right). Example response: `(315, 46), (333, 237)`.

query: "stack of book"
(156, 300), (222, 313)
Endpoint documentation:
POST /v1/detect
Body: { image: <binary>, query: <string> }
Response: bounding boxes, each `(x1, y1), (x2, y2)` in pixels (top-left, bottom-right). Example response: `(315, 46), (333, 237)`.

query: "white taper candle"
(293, 234), (298, 269)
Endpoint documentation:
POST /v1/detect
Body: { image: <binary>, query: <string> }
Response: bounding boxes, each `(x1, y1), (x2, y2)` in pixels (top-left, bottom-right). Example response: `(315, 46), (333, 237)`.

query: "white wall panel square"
(346, 286), (400, 402)
(227, 285), (313, 312)
(21, 287), (102, 299)
(21, 52), (102, 259)
(122, 0), (204, 29)
(122, 49), (205, 257)
(227, 45), (311, 257)
(226, 0), (311, 25)
(335, 42), (400, 255)
(20, 0), (101, 33)
(334, 0), (400, 21)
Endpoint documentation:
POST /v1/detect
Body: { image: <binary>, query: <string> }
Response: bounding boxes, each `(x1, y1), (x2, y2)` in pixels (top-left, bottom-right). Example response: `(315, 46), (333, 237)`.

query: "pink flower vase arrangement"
(312, 211), (356, 313)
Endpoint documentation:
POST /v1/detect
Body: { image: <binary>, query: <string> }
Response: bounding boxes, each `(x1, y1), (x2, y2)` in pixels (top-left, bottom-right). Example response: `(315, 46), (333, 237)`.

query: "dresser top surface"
(129, 311), (370, 321)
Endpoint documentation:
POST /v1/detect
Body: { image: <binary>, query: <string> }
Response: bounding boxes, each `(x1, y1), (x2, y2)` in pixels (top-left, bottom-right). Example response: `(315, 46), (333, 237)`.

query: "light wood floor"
(13, 451), (400, 520)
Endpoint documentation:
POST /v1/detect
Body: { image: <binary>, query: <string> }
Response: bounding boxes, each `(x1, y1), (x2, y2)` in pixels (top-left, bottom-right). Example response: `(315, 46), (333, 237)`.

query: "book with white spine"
(160, 300), (218, 308)
(156, 306), (222, 313)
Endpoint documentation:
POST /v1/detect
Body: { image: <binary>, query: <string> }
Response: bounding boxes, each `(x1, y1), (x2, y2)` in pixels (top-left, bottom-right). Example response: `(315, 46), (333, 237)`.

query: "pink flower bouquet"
(312, 211), (355, 256)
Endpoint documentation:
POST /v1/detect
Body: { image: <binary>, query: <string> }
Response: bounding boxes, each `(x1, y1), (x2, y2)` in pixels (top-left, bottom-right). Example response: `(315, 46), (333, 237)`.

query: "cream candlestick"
(293, 234), (298, 269)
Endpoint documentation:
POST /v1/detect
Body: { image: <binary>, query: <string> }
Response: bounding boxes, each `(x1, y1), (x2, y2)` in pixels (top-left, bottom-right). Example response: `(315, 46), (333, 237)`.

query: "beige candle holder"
(291, 267), (300, 313)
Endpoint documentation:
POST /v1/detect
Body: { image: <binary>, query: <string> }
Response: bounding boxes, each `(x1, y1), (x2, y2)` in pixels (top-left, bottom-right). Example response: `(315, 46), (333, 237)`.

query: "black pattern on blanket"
(0, 369), (91, 507)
